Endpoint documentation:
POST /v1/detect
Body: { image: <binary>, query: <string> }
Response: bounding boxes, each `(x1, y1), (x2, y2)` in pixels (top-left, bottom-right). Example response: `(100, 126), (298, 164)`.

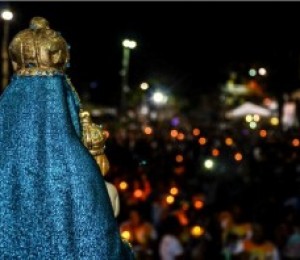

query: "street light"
(258, 67), (267, 76)
(120, 38), (136, 113)
(150, 90), (168, 122)
(1, 9), (13, 91)
(248, 68), (256, 77)
(152, 90), (168, 105)
(122, 39), (137, 49)
(140, 82), (149, 91)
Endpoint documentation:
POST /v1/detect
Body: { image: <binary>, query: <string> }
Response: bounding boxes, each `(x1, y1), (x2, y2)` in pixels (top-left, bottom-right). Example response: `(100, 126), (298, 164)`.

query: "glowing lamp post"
(120, 39), (137, 113)
(1, 9), (13, 91)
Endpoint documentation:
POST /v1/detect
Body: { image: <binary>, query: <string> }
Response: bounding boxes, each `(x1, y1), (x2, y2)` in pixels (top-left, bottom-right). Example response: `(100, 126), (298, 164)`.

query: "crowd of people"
(102, 121), (300, 259)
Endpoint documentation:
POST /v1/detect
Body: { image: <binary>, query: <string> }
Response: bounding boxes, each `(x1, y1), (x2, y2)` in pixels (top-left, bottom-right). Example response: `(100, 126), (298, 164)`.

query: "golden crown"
(9, 17), (70, 75)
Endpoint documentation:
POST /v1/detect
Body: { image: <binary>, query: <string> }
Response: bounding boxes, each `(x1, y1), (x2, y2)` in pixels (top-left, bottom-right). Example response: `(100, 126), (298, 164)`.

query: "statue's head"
(9, 17), (70, 75)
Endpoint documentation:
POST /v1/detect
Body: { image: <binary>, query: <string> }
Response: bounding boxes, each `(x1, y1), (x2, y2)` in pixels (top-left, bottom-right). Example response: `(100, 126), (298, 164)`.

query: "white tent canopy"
(226, 102), (272, 119)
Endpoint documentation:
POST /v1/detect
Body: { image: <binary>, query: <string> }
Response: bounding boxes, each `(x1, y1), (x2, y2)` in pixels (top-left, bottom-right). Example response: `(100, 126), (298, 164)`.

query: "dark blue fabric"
(0, 75), (133, 259)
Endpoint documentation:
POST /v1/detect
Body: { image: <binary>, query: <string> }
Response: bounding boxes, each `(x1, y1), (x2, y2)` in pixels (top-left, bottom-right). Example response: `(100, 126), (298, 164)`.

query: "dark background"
(2, 1), (300, 105)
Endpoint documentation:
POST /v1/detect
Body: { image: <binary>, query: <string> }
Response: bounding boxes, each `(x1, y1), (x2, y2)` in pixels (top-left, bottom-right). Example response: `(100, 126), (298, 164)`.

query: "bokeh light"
(119, 181), (128, 190)
(198, 137), (207, 145)
(249, 68), (257, 77)
(193, 128), (201, 136)
(121, 230), (131, 241)
(212, 148), (220, 157)
(249, 122), (257, 129)
(170, 129), (178, 138)
(144, 126), (153, 135)
(166, 195), (175, 204)
(204, 159), (214, 169)
(258, 67), (267, 76)
(292, 138), (300, 147)
(170, 187), (179, 196)
(225, 137), (233, 146)
(270, 117), (279, 126)
(176, 154), (184, 163)
(133, 189), (143, 198)
(194, 200), (204, 210)
(191, 225), (205, 237)
(140, 82), (149, 90)
(234, 152), (243, 161)
(259, 129), (267, 138)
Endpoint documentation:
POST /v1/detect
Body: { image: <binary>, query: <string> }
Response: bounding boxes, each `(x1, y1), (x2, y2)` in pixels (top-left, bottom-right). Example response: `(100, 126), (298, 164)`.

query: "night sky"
(2, 1), (300, 106)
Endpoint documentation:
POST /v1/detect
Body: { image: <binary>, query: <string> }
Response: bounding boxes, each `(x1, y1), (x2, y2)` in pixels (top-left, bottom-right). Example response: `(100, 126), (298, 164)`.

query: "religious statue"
(0, 17), (133, 258)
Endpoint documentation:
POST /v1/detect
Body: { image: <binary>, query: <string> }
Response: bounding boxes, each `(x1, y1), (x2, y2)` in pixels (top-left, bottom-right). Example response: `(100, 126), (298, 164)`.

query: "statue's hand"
(105, 181), (120, 217)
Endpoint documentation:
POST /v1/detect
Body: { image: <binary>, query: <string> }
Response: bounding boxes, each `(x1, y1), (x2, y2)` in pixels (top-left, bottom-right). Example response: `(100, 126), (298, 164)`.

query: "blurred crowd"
(102, 122), (300, 260)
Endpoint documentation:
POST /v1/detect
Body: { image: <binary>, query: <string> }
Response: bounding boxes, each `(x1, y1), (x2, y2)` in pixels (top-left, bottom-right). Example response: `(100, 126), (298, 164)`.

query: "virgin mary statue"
(0, 17), (133, 259)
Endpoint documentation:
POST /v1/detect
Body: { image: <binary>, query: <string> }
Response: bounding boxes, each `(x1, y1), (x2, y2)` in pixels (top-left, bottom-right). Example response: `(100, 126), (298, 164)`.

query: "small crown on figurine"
(9, 17), (70, 75)
(79, 110), (92, 124)
(29, 17), (49, 30)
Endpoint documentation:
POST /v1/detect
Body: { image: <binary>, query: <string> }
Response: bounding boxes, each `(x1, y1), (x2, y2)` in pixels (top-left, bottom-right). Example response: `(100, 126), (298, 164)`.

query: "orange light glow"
(170, 187), (179, 196)
(144, 127), (153, 135)
(292, 138), (300, 147)
(225, 137), (233, 146)
(191, 225), (205, 237)
(193, 128), (201, 136)
(166, 195), (175, 204)
(177, 212), (189, 226)
(170, 129), (178, 138)
(198, 137), (207, 145)
(234, 152), (243, 161)
(194, 200), (204, 210)
(133, 189), (143, 198)
(212, 148), (220, 157)
(176, 154), (183, 163)
(259, 130), (267, 138)
(119, 181), (128, 190)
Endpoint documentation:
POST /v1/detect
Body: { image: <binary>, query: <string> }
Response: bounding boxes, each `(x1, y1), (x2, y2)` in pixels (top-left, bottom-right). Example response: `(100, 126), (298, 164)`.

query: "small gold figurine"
(79, 109), (109, 176)
(79, 109), (120, 217)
